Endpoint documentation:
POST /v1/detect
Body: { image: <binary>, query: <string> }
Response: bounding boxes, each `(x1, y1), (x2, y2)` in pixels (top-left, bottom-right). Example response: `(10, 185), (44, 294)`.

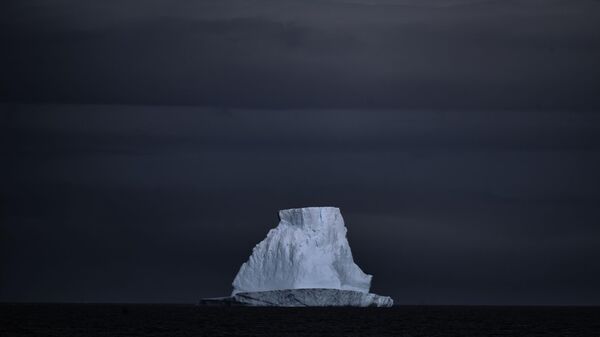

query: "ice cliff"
(225, 207), (393, 307)
(232, 207), (372, 295)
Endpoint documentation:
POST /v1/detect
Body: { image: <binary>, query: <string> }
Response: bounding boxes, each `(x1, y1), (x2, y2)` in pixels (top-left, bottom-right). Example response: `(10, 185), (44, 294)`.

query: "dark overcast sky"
(2, 0), (600, 305)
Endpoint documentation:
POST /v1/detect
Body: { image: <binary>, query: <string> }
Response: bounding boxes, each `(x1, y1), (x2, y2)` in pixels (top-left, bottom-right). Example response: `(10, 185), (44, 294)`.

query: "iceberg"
(199, 289), (393, 307)
(202, 207), (393, 307)
(232, 289), (393, 307)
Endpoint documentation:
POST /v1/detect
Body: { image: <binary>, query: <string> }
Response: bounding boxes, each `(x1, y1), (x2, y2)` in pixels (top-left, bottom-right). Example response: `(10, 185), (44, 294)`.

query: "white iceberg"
(226, 207), (393, 307)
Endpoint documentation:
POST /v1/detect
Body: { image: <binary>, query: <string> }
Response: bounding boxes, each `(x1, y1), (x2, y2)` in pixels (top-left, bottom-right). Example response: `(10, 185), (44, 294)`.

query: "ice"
(205, 207), (395, 307)
(232, 207), (372, 295)
(232, 289), (394, 307)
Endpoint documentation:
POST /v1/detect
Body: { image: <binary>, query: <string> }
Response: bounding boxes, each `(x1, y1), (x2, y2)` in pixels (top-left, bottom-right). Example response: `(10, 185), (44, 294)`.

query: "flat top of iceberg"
(280, 206), (339, 211)
(278, 207), (341, 228)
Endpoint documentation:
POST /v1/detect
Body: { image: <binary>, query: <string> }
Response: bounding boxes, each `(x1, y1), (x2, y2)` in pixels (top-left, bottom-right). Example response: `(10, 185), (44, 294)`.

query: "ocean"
(1, 304), (599, 336)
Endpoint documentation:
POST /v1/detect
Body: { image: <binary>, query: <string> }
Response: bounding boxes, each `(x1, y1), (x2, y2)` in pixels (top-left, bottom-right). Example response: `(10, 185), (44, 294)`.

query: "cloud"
(2, 1), (600, 304)
(2, 1), (600, 109)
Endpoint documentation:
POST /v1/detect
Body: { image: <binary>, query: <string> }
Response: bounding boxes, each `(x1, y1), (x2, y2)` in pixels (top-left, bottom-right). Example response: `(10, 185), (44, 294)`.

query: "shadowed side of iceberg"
(204, 289), (393, 307)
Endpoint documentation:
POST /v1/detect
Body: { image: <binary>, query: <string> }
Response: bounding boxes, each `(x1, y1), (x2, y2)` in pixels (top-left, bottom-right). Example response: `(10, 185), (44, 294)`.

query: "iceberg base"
(199, 289), (394, 307)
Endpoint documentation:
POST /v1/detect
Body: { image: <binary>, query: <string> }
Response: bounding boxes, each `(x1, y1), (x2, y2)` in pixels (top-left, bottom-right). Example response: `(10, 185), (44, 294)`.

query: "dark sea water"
(1, 304), (599, 337)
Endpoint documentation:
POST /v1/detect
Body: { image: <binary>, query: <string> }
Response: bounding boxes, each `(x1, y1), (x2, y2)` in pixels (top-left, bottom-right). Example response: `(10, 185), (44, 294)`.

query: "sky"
(1, 0), (600, 305)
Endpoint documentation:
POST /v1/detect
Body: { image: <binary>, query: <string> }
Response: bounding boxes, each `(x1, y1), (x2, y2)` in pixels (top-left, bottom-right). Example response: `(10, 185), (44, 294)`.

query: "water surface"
(2, 304), (599, 336)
